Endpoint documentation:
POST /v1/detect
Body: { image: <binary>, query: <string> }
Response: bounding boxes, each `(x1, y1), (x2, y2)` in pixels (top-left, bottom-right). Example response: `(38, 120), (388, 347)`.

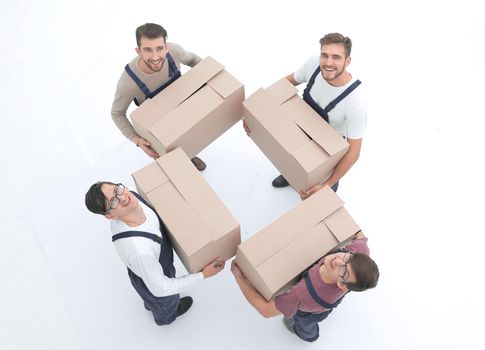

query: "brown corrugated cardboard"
(130, 57), (245, 158)
(242, 78), (349, 193)
(132, 147), (241, 273)
(235, 186), (360, 300)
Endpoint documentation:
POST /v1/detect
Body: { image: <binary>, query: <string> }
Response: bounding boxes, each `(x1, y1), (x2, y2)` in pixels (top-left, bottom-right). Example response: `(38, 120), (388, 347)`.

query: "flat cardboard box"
(130, 56), (245, 158)
(132, 147), (241, 273)
(235, 186), (360, 300)
(242, 78), (349, 193)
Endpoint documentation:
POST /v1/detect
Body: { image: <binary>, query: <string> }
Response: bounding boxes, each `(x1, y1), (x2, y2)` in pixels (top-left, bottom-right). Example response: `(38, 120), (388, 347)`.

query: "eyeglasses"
(338, 252), (354, 284)
(104, 183), (126, 214)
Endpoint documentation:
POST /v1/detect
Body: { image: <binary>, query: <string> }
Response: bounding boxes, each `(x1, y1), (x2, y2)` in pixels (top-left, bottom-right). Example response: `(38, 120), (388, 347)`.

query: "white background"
(1, 0), (484, 349)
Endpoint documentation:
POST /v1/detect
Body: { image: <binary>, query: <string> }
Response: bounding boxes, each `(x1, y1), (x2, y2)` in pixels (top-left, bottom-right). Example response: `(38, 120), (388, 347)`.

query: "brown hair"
(136, 23), (167, 47)
(319, 33), (352, 57)
(346, 253), (379, 292)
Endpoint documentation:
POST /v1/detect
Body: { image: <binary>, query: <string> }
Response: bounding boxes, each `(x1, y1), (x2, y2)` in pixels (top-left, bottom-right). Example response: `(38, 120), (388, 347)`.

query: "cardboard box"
(235, 186), (360, 300)
(242, 78), (349, 193)
(132, 147), (241, 273)
(130, 56), (245, 158)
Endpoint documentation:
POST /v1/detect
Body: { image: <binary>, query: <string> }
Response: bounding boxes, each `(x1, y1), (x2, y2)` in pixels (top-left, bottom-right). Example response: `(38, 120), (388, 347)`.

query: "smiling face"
(136, 36), (168, 73)
(101, 183), (138, 220)
(319, 43), (351, 86)
(320, 251), (357, 290)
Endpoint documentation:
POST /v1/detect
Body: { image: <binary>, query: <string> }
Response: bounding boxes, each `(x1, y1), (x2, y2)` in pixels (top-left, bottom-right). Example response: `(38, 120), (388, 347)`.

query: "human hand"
(137, 137), (160, 159)
(202, 257), (225, 278)
(230, 260), (245, 280)
(242, 119), (251, 135)
(300, 183), (325, 200)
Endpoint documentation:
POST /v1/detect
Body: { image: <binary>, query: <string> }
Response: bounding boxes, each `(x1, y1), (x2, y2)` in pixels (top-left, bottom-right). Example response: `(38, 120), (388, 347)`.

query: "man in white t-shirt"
(244, 33), (367, 198)
(85, 181), (224, 325)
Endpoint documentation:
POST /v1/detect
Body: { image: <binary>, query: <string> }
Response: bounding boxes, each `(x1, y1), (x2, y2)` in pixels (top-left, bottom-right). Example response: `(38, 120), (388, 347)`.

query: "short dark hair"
(136, 23), (167, 47)
(85, 181), (116, 215)
(319, 33), (352, 57)
(346, 253), (379, 292)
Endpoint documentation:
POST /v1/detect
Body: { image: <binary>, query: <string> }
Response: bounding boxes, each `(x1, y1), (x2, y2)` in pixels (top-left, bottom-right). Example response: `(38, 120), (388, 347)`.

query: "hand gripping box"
(242, 78), (349, 193)
(130, 56), (245, 158)
(132, 147), (241, 273)
(235, 186), (360, 300)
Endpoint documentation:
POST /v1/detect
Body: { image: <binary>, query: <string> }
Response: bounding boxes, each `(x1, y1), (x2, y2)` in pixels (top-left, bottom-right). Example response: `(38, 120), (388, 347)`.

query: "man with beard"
(111, 23), (206, 170)
(244, 33), (367, 198)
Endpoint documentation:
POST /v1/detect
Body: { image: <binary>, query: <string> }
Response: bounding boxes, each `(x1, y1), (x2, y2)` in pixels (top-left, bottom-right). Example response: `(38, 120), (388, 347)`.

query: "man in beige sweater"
(111, 23), (206, 170)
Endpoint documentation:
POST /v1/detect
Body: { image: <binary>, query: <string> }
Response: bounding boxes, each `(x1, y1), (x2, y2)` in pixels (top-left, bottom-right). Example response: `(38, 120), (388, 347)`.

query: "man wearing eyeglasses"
(231, 231), (379, 342)
(85, 181), (225, 325)
(111, 23), (207, 171)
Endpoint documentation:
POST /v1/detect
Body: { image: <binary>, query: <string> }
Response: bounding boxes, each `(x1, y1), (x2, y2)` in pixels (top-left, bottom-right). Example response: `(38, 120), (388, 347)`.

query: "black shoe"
(176, 296), (193, 317)
(191, 157), (206, 171)
(144, 302), (150, 311)
(282, 317), (295, 334)
(272, 175), (289, 188)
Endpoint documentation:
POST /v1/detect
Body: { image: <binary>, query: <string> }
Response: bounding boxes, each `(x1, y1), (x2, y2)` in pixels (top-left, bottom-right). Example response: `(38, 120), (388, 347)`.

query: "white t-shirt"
(294, 55), (368, 139)
(111, 200), (203, 297)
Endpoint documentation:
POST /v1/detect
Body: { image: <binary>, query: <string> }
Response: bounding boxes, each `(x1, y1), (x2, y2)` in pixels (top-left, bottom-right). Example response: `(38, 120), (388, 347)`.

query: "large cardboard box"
(130, 57), (245, 158)
(132, 147), (241, 273)
(242, 78), (349, 193)
(235, 186), (360, 300)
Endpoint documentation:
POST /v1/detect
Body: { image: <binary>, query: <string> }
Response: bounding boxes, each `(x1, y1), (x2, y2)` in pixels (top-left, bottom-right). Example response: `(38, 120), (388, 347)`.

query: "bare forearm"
(325, 151), (359, 186)
(324, 138), (362, 187)
(235, 276), (280, 318)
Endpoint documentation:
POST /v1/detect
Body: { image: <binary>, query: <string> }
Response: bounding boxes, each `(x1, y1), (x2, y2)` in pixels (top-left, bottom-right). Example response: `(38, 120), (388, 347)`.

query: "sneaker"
(176, 296), (193, 317)
(191, 157), (206, 171)
(272, 175), (289, 188)
(282, 317), (295, 334)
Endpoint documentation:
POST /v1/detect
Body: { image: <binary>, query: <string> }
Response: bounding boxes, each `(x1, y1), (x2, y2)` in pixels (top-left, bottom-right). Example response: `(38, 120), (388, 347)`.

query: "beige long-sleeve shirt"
(111, 42), (201, 142)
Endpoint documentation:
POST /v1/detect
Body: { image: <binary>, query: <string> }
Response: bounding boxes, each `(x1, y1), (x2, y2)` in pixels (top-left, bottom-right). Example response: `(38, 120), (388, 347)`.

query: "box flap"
(265, 78), (298, 105)
(147, 182), (212, 255)
(304, 186), (344, 220)
(152, 56), (224, 113)
(238, 200), (322, 268)
(202, 205), (239, 240)
(256, 221), (339, 294)
(132, 161), (170, 194)
(324, 207), (360, 243)
(284, 98), (349, 156)
(157, 148), (220, 216)
(206, 69), (243, 99)
(149, 86), (223, 149)
(243, 89), (309, 153)
(291, 140), (331, 172)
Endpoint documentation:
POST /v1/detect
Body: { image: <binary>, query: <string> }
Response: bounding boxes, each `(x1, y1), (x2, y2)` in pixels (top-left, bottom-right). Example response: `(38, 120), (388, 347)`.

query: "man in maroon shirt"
(231, 231), (379, 342)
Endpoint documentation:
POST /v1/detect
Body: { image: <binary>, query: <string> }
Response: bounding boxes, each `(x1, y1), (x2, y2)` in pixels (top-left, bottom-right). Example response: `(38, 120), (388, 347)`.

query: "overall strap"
(305, 67), (321, 92)
(323, 80), (361, 114)
(124, 64), (152, 98)
(112, 230), (162, 244)
(301, 247), (349, 308)
(166, 52), (179, 77)
(302, 271), (345, 309)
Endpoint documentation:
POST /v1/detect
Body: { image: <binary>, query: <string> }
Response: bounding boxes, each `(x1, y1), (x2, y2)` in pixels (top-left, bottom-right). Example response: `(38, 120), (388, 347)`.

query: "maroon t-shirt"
(274, 237), (369, 318)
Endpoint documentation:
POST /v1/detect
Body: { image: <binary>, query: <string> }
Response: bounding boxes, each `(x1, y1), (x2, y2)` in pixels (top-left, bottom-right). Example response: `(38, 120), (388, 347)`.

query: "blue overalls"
(125, 52), (181, 106)
(302, 67), (362, 192)
(291, 249), (349, 342)
(112, 192), (180, 325)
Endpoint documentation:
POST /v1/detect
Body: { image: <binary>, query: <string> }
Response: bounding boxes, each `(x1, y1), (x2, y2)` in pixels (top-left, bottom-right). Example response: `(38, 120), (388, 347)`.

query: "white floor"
(1, 1), (484, 349)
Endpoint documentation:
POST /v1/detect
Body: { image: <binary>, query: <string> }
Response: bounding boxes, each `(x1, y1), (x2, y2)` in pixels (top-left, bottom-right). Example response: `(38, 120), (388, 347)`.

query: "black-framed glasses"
(104, 183), (125, 214)
(338, 251), (354, 284)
